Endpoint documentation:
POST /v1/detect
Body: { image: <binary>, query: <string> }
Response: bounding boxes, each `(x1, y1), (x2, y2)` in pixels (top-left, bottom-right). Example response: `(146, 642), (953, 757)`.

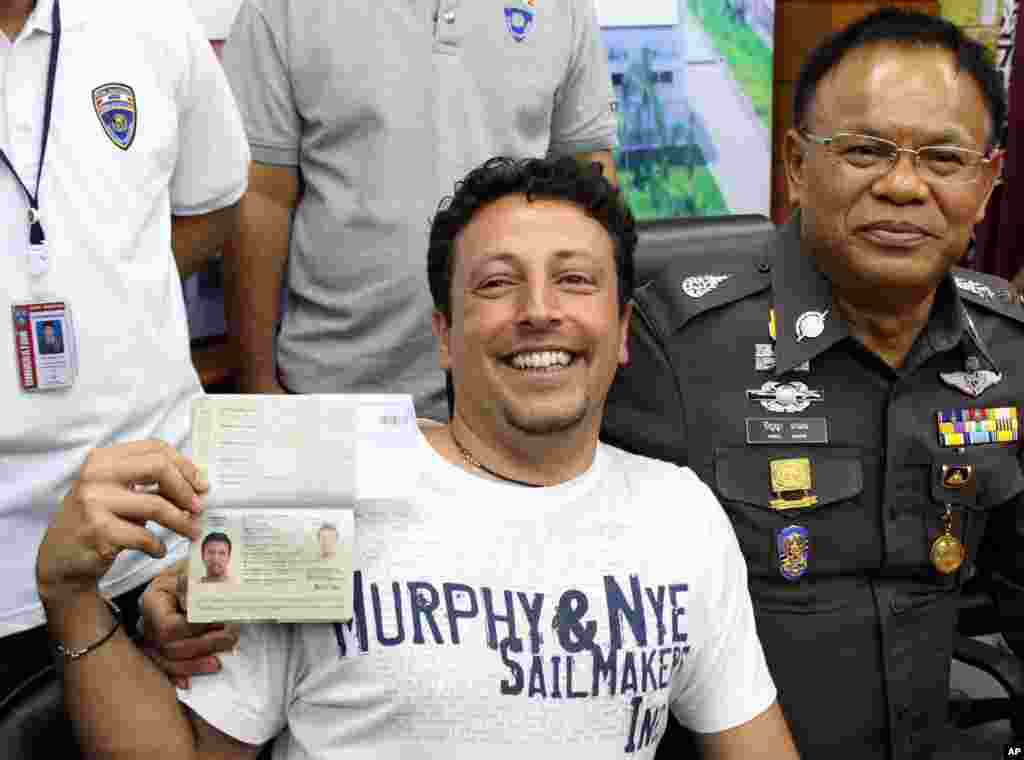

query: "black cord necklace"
(449, 429), (544, 488)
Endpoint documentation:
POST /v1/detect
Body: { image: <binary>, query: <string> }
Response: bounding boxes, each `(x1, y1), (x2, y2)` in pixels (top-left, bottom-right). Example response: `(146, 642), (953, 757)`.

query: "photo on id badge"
(11, 301), (76, 391)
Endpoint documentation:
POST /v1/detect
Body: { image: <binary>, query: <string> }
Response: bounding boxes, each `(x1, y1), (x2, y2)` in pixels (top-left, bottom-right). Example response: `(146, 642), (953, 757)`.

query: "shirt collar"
(23, 0), (85, 36)
(770, 212), (850, 375)
(770, 210), (1000, 375)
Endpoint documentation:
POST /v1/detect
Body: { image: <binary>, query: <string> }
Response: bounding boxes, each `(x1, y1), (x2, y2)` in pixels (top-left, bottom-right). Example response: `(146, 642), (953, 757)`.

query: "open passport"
(186, 394), (418, 623)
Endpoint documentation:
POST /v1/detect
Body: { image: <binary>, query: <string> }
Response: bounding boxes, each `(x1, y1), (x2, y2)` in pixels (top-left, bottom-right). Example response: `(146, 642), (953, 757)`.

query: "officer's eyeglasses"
(799, 131), (998, 185)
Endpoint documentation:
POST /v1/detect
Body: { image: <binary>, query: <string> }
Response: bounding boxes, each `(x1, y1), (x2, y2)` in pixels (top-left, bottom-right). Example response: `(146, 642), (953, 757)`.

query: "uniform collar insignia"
(681, 274), (731, 298)
(770, 215), (848, 374)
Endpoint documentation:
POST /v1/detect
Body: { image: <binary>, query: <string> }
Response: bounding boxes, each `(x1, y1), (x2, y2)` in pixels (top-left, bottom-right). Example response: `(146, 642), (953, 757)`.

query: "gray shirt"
(222, 0), (617, 421)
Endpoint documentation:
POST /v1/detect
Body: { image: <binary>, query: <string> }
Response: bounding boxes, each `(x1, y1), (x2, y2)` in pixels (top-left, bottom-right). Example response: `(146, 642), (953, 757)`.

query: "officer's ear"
(973, 148), (1005, 225)
(784, 128), (810, 209)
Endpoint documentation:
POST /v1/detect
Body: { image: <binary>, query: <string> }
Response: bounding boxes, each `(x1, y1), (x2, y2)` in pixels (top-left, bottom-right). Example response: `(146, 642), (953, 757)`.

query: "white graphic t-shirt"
(180, 432), (775, 758)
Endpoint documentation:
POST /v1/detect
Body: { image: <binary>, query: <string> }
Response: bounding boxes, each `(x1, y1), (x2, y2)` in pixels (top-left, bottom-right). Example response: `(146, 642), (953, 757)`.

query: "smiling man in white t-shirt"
(36, 157), (797, 759)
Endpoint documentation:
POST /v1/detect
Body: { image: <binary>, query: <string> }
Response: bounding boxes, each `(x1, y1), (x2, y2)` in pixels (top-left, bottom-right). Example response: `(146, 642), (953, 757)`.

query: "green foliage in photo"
(688, 0), (773, 130)
(613, 45), (730, 219)
(619, 160), (730, 220)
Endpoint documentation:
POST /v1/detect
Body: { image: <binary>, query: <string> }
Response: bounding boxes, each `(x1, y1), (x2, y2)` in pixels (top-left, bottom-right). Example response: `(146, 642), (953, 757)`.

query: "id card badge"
(11, 300), (77, 391)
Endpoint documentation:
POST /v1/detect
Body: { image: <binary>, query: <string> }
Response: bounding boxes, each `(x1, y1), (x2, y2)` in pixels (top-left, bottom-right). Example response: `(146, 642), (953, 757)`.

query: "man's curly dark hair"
(427, 156), (637, 320)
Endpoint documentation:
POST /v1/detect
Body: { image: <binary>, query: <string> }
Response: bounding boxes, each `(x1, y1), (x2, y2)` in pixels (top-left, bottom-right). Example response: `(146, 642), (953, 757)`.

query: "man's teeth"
(510, 351), (574, 369)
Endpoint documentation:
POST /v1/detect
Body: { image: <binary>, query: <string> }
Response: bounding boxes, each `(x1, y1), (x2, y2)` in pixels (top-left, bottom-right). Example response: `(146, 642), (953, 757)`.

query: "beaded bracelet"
(54, 597), (121, 661)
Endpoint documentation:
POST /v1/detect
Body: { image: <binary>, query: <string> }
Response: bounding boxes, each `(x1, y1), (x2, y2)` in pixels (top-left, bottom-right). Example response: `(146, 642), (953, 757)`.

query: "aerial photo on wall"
(597, 0), (775, 219)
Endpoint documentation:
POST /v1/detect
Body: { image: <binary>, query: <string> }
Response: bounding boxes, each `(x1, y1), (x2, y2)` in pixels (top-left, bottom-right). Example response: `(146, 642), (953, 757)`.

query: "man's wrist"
(41, 589), (114, 648)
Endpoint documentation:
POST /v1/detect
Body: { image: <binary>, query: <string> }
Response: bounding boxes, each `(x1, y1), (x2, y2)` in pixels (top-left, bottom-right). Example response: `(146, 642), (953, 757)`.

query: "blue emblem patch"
(777, 525), (810, 581)
(504, 6), (534, 42)
(92, 83), (136, 150)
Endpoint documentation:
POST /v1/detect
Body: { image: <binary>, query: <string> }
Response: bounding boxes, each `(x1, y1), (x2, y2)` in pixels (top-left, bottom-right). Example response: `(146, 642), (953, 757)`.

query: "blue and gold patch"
(777, 525), (810, 581)
(504, 1), (535, 42)
(93, 83), (136, 151)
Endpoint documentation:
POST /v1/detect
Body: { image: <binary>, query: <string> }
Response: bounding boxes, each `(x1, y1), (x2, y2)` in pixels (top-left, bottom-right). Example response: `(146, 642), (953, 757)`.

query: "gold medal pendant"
(930, 505), (965, 575)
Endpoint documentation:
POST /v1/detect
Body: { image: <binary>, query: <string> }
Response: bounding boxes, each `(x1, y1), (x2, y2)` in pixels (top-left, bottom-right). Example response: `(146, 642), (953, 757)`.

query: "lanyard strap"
(0, 0), (61, 245)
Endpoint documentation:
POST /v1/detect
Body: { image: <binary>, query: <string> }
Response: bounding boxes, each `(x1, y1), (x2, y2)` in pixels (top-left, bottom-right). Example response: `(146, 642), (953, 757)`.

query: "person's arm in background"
(218, 0), (304, 394)
(222, 162), (299, 393)
(575, 149), (619, 186)
(551, 1), (620, 186)
(1009, 267), (1024, 303)
(169, 3), (249, 282)
(172, 203), (240, 281)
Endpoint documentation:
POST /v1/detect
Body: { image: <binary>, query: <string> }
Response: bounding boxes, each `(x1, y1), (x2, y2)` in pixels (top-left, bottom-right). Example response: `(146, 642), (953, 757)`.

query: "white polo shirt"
(0, 0), (249, 635)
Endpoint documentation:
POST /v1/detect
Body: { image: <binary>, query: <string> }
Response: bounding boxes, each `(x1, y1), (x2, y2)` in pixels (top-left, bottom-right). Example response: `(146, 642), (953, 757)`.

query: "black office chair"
(0, 666), (81, 759)
(950, 575), (1024, 739)
(633, 213), (776, 287)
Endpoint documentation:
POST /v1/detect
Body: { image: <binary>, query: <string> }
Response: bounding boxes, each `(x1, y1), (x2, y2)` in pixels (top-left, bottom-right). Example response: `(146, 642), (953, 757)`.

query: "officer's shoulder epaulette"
(633, 247), (772, 336)
(951, 266), (1024, 325)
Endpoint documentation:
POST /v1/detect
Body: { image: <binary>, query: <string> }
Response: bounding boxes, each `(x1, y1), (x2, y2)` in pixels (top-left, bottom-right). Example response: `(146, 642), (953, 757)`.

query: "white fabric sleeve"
(220, 0), (301, 167)
(169, 1), (250, 216)
(668, 472), (777, 734)
(549, 0), (618, 157)
(177, 622), (293, 747)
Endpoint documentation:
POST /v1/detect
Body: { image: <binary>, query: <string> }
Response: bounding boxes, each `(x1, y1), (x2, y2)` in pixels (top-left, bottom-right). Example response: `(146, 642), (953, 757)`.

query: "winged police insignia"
(939, 369), (1003, 398)
(93, 83), (136, 150)
(682, 274), (731, 299)
(746, 381), (823, 413)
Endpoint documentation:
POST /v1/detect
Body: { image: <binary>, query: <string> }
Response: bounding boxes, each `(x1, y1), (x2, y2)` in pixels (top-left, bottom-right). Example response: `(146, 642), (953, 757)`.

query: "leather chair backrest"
(633, 214), (776, 287)
(0, 666), (81, 759)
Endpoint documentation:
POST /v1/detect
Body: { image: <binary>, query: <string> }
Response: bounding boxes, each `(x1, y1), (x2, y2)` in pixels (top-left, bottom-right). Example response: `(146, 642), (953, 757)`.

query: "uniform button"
(758, 261), (771, 273)
(443, 10), (456, 23)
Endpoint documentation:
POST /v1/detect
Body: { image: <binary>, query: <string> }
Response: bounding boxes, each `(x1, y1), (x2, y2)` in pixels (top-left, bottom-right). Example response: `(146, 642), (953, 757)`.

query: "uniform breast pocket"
(929, 447), (1024, 570)
(53, 65), (178, 253)
(714, 447), (873, 580)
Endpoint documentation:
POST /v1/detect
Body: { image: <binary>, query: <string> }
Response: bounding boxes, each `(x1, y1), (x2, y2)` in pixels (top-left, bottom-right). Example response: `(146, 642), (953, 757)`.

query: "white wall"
(186, 0), (244, 39)
(595, 0), (679, 27)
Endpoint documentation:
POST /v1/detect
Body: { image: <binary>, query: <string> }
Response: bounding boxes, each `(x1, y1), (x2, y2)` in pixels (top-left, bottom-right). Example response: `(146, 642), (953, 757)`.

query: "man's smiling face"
(433, 193), (630, 440)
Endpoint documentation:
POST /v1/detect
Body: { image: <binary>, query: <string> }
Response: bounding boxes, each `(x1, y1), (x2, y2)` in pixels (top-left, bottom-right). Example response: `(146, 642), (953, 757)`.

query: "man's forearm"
(43, 591), (197, 760)
(221, 189), (291, 392)
(171, 203), (241, 281)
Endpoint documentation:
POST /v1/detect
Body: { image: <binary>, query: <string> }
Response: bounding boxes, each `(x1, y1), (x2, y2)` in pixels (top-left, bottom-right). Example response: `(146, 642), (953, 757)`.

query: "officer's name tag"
(11, 301), (77, 391)
(746, 418), (828, 445)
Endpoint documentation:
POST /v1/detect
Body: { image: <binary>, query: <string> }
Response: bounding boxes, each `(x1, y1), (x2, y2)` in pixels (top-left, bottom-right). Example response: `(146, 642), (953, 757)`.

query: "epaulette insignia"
(636, 256), (771, 336)
(682, 274), (732, 298)
(950, 267), (1024, 325)
(954, 275), (999, 302)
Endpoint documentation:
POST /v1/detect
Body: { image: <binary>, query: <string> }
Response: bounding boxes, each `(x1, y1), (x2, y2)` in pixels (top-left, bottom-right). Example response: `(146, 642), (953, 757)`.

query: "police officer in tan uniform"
(603, 9), (1022, 759)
